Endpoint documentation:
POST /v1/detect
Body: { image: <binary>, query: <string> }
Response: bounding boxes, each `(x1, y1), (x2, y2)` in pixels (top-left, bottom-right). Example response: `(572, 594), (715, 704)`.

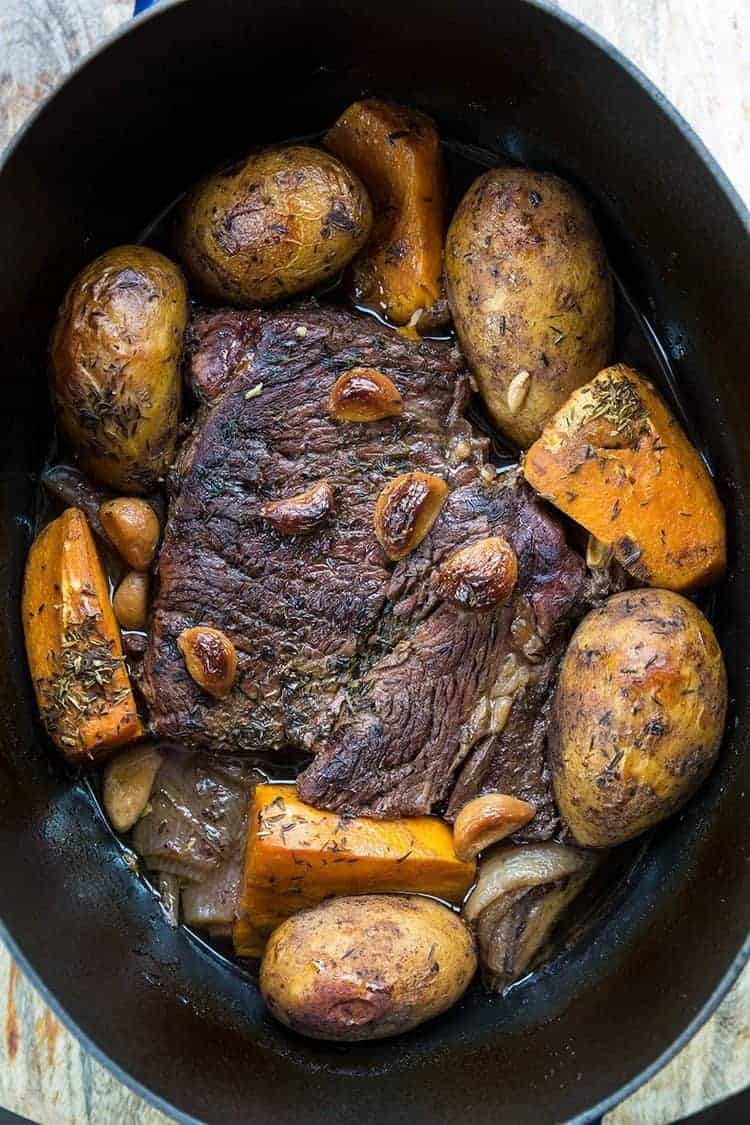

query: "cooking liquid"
(40, 136), (716, 988)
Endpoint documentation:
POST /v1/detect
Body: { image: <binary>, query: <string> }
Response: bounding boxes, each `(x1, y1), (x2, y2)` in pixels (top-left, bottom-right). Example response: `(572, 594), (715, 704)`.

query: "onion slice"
(463, 842), (599, 991)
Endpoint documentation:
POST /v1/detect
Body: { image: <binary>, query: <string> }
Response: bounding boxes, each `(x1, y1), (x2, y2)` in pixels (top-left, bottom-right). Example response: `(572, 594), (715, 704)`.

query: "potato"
(260, 894), (477, 1041)
(445, 168), (614, 447)
(174, 145), (372, 306)
(50, 246), (187, 493)
(324, 99), (446, 329)
(551, 589), (727, 847)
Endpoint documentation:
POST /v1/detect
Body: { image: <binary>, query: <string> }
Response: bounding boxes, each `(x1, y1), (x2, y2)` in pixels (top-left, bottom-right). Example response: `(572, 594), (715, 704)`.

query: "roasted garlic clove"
(453, 793), (535, 861)
(434, 536), (518, 612)
(585, 533), (614, 570)
(99, 497), (160, 571)
(260, 480), (334, 535)
(102, 743), (164, 833)
(113, 570), (149, 631)
(374, 471), (447, 560)
(328, 366), (404, 422)
(178, 626), (238, 699)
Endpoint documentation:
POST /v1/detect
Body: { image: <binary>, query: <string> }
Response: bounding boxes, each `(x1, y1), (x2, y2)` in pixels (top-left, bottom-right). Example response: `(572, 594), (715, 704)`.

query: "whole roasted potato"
(50, 246), (187, 493)
(445, 168), (614, 448)
(260, 894), (477, 1041)
(551, 589), (727, 847)
(175, 145), (372, 306)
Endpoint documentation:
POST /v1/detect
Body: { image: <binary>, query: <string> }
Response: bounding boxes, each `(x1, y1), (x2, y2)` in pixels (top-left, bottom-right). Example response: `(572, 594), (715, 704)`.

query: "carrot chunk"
(234, 785), (475, 957)
(22, 507), (142, 764)
(524, 365), (726, 591)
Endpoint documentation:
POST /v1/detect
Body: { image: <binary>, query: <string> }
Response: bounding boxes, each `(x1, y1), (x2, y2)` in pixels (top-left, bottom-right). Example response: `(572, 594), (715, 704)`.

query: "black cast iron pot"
(0, 1), (748, 1121)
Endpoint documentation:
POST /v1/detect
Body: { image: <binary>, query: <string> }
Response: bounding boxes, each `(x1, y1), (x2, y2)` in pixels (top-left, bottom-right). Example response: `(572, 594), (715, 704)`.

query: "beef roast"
(142, 302), (482, 752)
(142, 302), (590, 837)
(298, 475), (585, 835)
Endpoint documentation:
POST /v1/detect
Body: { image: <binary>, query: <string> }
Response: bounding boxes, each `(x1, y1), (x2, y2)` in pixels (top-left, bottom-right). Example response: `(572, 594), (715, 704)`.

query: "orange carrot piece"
(22, 507), (142, 764)
(524, 365), (726, 591)
(234, 784), (475, 957)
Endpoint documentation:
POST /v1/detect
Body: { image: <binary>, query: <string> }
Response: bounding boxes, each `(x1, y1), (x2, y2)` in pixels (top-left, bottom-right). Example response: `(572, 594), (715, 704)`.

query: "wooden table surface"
(1, 2), (748, 1122)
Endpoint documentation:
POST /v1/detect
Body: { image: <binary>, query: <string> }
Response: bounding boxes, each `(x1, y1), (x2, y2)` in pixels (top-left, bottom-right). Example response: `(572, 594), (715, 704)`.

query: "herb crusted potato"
(445, 168), (614, 447)
(260, 894), (477, 1040)
(174, 145), (372, 306)
(50, 246), (188, 494)
(551, 589), (727, 848)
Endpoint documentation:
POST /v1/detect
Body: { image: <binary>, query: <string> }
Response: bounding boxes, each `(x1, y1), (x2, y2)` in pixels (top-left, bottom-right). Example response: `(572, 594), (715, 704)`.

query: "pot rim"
(0, 2), (747, 1123)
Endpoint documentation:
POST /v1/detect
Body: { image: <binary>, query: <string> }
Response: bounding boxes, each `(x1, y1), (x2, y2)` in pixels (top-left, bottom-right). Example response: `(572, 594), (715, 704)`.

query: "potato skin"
(175, 145), (372, 306)
(551, 589), (727, 847)
(50, 246), (187, 493)
(445, 168), (614, 448)
(260, 894), (477, 1041)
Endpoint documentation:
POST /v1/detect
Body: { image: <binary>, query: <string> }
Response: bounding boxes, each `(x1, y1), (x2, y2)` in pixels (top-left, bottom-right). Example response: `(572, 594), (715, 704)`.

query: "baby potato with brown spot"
(260, 894), (477, 1041)
(551, 589), (727, 847)
(445, 168), (614, 448)
(174, 145), (372, 306)
(50, 246), (188, 493)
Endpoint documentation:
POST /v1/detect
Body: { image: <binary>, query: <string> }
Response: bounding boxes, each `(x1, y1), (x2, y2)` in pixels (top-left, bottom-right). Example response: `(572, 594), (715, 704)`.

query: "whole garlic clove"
(506, 369), (531, 415)
(102, 743), (164, 833)
(99, 497), (160, 571)
(453, 793), (536, 861)
(585, 533), (614, 569)
(113, 570), (149, 630)
(177, 626), (238, 699)
(329, 367), (404, 422)
(434, 536), (518, 612)
(260, 480), (334, 535)
(374, 471), (448, 561)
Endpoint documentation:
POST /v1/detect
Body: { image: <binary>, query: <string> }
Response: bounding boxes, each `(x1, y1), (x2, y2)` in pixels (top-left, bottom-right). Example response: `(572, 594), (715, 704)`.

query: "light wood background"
(1, 1), (748, 1122)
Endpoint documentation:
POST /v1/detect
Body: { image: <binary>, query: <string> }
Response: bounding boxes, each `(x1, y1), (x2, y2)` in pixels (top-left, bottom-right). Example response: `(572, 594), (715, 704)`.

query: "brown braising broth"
(37, 135), (716, 988)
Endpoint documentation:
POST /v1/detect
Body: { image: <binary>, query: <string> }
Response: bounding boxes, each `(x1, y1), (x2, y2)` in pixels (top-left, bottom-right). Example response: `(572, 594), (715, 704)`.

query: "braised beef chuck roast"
(142, 303), (590, 837)
(142, 303), (481, 751)
(298, 476), (585, 835)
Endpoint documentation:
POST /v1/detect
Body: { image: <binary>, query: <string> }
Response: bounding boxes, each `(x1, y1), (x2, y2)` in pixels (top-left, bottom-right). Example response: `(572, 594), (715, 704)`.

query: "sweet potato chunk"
(22, 508), (142, 764)
(234, 785), (475, 957)
(325, 99), (446, 328)
(524, 366), (726, 591)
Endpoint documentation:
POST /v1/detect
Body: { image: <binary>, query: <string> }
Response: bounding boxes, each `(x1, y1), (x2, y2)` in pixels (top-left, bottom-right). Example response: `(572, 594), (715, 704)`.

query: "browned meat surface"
(185, 308), (266, 405)
(143, 303), (593, 836)
(142, 302), (481, 755)
(298, 476), (585, 835)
